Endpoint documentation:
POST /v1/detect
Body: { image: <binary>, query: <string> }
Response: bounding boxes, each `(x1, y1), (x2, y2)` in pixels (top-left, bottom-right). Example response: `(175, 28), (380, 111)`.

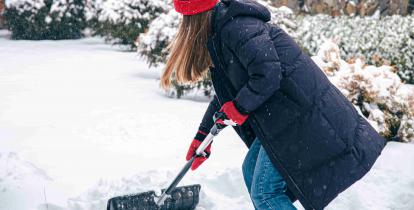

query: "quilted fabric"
(197, 0), (387, 209)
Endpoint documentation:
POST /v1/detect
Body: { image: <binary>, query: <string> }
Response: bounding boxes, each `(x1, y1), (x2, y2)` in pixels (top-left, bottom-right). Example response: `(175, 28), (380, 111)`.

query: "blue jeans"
(242, 138), (297, 210)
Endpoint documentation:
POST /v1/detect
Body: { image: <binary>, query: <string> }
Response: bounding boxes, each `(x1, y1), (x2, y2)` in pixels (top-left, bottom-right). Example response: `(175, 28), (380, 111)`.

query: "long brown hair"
(161, 10), (213, 89)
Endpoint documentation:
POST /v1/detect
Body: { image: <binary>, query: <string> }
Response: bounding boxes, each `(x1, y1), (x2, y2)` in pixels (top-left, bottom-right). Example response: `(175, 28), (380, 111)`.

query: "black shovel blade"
(107, 184), (201, 210)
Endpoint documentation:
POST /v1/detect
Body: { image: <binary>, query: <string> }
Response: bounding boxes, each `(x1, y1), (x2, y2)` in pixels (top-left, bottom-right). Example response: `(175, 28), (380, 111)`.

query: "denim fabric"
(242, 138), (297, 210)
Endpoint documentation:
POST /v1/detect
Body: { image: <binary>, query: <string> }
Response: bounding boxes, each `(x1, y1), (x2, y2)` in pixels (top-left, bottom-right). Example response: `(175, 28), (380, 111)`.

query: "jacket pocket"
(279, 77), (313, 115)
(316, 85), (358, 148)
(254, 88), (302, 136)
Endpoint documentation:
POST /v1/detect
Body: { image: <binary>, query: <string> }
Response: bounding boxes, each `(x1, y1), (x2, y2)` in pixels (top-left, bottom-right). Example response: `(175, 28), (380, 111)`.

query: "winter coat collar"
(212, 0), (271, 33)
(210, 0), (271, 35)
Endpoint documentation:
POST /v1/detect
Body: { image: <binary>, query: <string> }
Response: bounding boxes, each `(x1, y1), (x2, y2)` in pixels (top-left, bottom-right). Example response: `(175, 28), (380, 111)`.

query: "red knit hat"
(174, 0), (219, 15)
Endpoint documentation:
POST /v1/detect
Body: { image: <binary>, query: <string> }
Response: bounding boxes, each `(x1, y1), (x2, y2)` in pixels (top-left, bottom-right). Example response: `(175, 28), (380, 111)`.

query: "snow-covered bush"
(136, 9), (180, 67)
(296, 14), (414, 84)
(5, 0), (86, 40)
(166, 74), (214, 99)
(83, 0), (102, 30)
(88, 0), (170, 50)
(313, 39), (414, 142)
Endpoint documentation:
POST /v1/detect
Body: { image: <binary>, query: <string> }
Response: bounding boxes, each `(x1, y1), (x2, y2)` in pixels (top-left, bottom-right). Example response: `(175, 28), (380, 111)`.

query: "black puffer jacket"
(197, 0), (387, 209)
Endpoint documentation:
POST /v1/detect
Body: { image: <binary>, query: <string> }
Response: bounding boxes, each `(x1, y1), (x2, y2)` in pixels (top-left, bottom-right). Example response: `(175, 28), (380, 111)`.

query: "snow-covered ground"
(0, 30), (413, 210)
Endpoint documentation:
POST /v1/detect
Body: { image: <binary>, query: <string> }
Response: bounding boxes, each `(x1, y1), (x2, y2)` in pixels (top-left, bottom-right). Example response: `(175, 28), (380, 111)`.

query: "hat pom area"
(174, 0), (219, 15)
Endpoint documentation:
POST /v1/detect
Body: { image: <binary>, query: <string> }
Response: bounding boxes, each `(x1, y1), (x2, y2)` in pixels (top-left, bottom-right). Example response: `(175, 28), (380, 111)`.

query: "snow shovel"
(107, 123), (224, 210)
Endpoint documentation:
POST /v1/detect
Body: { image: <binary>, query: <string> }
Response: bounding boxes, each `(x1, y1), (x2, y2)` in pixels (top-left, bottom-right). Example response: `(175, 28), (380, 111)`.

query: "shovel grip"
(195, 124), (220, 156)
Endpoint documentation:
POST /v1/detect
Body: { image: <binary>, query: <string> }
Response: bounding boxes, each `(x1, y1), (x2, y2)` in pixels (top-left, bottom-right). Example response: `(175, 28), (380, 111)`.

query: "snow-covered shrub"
(167, 74), (214, 99)
(136, 9), (180, 67)
(296, 14), (414, 84)
(4, 0), (86, 40)
(83, 0), (102, 31)
(313, 39), (414, 142)
(89, 0), (170, 50)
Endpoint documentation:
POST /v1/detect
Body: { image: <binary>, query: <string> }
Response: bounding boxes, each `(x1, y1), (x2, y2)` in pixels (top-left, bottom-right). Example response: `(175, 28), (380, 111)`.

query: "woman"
(162, 0), (387, 209)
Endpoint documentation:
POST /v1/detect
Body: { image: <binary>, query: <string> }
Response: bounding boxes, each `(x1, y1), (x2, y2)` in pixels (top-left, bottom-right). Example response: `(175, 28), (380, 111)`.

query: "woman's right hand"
(186, 130), (212, 170)
(214, 101), (249, 126)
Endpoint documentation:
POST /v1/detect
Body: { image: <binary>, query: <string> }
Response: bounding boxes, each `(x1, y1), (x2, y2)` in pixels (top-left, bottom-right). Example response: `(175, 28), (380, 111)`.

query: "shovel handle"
(156, 124), (223, 206)
(195, 124), (221, 156)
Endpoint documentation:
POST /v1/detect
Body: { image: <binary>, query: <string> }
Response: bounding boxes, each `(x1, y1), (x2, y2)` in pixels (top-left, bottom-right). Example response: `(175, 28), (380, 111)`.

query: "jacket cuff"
(194, 129), (208, 141)
(233, 100), (250, 115)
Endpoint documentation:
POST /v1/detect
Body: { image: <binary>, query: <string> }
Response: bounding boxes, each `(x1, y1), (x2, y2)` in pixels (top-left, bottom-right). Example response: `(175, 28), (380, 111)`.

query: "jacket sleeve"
(195, 95), (221, 140)
(221, 17), (283, 112)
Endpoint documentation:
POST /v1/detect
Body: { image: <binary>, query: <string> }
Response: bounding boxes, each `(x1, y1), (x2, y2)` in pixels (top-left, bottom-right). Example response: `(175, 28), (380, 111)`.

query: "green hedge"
(5, 0), (86, 40)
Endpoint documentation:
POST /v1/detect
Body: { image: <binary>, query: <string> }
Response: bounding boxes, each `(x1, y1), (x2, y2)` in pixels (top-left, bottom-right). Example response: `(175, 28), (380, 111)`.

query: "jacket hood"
(211, 0), (271, 33)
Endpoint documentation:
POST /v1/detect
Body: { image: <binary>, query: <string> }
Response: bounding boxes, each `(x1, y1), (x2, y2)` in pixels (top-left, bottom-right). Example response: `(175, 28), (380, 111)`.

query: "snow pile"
(67, 142), (414, 210)
(67, 170), (173, 210)
(313, 39), (414, 142)
(0, 151), (53, 210)
(67, 168), (254, 210)
(296, 14), (414, 83)
(87, 0), (170, 49)
(0, 152), (52, 191)
(5, 0), (86, 40)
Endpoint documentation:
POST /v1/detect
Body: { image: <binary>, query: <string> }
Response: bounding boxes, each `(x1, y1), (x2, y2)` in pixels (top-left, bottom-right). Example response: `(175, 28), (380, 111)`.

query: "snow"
(1, 30), (414, 210)
(0, 152), (54, 210)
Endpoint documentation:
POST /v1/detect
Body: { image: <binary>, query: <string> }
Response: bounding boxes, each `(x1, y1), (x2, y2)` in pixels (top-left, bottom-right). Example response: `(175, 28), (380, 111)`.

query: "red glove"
(186, 130), (211, 170)
(215, 101), (249, 126)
